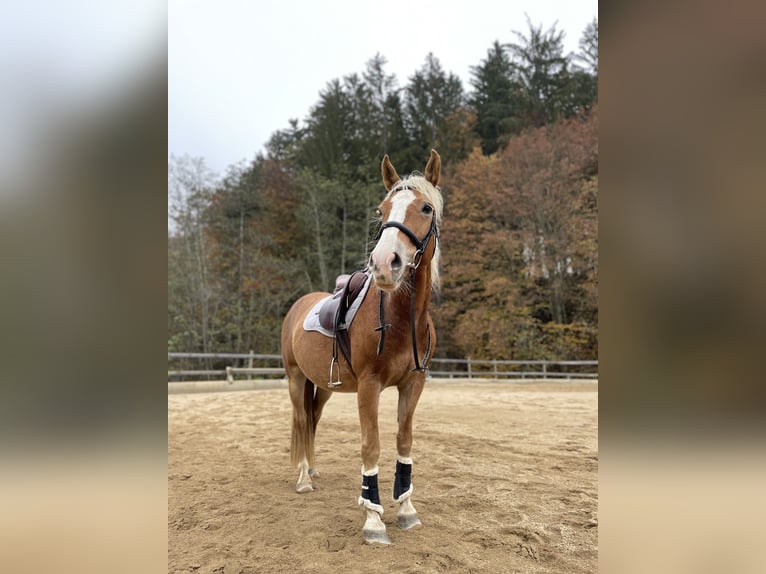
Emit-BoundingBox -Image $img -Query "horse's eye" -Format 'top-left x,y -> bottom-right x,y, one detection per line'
422,204 -> 433,215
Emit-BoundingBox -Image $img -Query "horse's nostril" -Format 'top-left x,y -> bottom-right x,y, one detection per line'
391,253 -> 402,270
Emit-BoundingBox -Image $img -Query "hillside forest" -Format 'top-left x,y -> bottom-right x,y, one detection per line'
168,18 -> 598,368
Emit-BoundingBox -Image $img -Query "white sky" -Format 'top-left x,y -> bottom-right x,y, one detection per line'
169,0 -> 597,174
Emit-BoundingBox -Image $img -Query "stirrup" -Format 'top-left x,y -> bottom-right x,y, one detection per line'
328,356 -> 342,388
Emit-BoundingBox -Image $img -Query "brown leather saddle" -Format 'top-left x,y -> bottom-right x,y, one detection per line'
317,271 -> 369,381
318,271 -> 369,332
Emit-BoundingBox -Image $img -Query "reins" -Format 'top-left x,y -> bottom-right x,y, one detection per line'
373,215 -> 438,372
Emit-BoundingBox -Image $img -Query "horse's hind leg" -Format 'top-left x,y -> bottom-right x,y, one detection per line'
308,386 -> 332,479
288,371 -> 316,493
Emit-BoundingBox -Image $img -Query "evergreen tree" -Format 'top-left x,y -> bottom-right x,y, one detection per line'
265,118 -> 304,163
505,16 -> 571,128
361,54 -> 402,160
298,79 -> 353,178
403,53 -> 466,165
469,41 -> 519,155
570,18 -> 598,106
382,90 -> 413,161
576,18 -> 598,76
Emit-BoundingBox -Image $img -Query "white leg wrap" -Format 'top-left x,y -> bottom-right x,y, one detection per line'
358,466 -> 384,515
393,482 -> 414,504
358,496 -> 385,515
393,457 -> 414,502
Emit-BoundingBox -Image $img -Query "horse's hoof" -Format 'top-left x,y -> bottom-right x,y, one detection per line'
397,513 -> 422,530
363,529 -> 392,545
296,482 -> 313,494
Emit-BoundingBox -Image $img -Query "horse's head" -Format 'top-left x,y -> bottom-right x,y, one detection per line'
368,150 -> 442,292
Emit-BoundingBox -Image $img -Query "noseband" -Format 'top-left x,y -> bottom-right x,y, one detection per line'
374,217 -> 439,269
373,208 -> 439,372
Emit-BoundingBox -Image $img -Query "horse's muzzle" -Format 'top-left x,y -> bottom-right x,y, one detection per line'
369,251 -> 404,291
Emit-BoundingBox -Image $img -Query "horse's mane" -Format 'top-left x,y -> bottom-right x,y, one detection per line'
387,173 -> 443,292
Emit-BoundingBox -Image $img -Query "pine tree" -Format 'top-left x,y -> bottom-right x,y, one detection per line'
360,54 -> 401,159
505,16 -> 571,128
469,41 -> 519,155
403,53 -> 466,164
570,18 -> 598,107
576,18 -> 598,76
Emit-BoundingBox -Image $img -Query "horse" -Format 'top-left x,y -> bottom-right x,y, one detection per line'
280,150 -> 443,545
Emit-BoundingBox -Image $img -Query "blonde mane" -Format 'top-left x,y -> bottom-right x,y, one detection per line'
387,174 -> 443,291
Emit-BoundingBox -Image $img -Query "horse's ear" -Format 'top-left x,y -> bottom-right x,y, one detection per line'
424,149 -> 441,187
381,154 -> 400,191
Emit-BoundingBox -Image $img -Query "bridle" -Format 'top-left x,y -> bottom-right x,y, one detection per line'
374,217 -> 439,271
372,194 -> 439,372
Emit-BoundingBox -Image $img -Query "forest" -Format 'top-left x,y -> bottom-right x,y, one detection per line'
168,18 -> 598,366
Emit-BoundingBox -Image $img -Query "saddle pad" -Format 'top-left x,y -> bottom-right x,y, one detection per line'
303,273 -> 373,337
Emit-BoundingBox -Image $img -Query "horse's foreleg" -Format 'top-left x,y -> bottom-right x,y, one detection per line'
357,381 -> 390,544
395,376 -> 425,529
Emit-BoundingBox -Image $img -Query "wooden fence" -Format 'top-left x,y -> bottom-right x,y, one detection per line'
168,353 -> 597,383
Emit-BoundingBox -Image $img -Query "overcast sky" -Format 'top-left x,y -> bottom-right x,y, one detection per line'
169,0 -> 597,174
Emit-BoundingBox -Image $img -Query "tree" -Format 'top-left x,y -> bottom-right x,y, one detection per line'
298,79 -> 353,178
167,154 -> 219,359
361,53 -> 402,159
434,108 -> 598,361
505,16 -> 572,128
265,118 -> 304,163
570,18 -> 598,107
467,17 -> 598,157
432,150 -> 521,359
469,41 -> 520,154
494,110 -> 598,356
403,53 -> 468,165
169,43 -> 598,361
576,18 -> 598,75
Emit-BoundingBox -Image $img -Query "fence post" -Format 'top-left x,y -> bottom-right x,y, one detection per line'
492,359 -> 498,379
467,357 -> 472,379
226,366 -> 234,384
248,350 -> 254,369
542,362 -> 547,380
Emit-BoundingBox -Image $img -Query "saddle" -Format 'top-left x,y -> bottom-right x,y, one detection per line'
318,271 -> 369,332
317,271 -> 369,382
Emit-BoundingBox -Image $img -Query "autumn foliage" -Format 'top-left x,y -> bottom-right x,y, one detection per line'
434,109 -> 598,360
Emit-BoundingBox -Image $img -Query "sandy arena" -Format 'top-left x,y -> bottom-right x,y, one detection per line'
168,380 -> 598,573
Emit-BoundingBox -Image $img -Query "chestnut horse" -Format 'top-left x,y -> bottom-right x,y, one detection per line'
280,150 -> 443,545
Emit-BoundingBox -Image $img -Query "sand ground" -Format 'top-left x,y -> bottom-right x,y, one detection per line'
168,380 -> 598,573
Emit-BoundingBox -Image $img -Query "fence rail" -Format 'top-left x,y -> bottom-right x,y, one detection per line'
168,352 -> 597,383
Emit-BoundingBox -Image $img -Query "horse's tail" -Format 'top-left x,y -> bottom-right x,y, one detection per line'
290,378 -> 316,467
